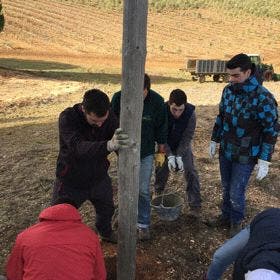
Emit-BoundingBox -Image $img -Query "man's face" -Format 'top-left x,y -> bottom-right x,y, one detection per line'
143,88 -> 148,99
82,107 -> 109,127
227,67 -> 251,84
169,103 -> 185,119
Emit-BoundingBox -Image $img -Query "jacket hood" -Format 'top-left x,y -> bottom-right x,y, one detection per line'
228,75 -> 259,94
39,204 -> 81,222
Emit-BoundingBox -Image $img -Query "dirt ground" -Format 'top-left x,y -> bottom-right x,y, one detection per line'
0,70 -> 279,279
0,1 -> 280,279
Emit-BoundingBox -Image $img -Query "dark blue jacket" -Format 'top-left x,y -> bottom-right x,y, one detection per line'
233,208 -> 280,279
167,103 -> 195,152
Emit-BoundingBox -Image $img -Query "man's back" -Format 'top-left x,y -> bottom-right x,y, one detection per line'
6,204 -> 106,280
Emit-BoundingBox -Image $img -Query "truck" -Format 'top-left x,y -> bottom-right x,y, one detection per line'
185,54 -> 276,83
248,54 -> 276,81
186,59 -> 228,83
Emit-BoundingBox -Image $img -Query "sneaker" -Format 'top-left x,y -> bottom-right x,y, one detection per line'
205,215 -> 230,228
229,223 -> 241,238
100,231 -> 118,244
137,227 -> 151,241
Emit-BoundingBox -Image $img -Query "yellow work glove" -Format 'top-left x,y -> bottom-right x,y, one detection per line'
155,153 -> 166,168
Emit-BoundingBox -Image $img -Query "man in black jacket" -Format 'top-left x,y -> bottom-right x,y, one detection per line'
154,89 -> 201,218
233,208 -> 280,280
52,89 -> 130,243
204,208 -> 280,280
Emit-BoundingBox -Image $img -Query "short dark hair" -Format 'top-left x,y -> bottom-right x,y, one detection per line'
144,73 -> 151,91
226,53 -> 252,72
52,197 -> 78,209
82,89 -> 110,117
169,89 -> 187,106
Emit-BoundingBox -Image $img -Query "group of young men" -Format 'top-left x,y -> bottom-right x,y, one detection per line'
4,53 -> 279,279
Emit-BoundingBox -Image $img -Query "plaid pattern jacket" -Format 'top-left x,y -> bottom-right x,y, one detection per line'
211,76 -> 279,164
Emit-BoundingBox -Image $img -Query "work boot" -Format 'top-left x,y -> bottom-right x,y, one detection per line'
205,214 -> 230,228
100,230 -> 118,244
229,223 -> 241,238
137,227 -> 151,241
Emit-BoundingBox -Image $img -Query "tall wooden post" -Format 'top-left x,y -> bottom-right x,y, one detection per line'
117,0 -> 148,279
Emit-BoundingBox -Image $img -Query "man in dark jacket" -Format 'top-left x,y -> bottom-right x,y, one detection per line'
52,89 -> 130,243
111,74 -> 167,240
154,89 -> 201,218
6,199 -> 107,280
208,53 -> 279,236
205,208 -> 280,280
233,208 -> 280,280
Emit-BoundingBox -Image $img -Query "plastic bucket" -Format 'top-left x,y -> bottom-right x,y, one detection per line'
151,193 -> 183,221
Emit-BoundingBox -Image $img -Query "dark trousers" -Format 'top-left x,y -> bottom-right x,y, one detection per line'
52,175 -> 114,236
219,155 -> 255,224
155,149 -> 202,208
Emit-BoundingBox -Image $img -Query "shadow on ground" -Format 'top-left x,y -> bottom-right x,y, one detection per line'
0,58 -> 186,84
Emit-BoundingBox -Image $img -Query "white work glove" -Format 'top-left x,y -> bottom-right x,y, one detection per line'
167,155 -> 176,171
107,128 -> 130,152
176,156 -> 184,172
209,141 -> 217,159
256,159 -> 270,180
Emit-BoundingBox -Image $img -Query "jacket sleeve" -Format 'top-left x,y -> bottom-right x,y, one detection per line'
257,92 -> 279,161
6,238 -> 24,280
93,239 -> 107,280
154,99 -> 168,145
59,112 -> 112,160
176,111 -> 196,156
164,143 -> 173,157
211,90 -> 225,143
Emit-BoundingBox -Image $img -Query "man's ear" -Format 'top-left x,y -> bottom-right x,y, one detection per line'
247,69 -> 252,77
81,105 -> 86,114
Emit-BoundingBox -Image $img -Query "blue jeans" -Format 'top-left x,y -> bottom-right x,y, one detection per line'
207,226 -> 250,280
219,155 -> 255,224
137,155 -> 154,228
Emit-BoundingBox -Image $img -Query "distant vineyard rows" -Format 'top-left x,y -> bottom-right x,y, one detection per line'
57,0 -> 280,20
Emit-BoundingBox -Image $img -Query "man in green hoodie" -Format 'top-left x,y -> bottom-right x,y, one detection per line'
111,74 -> 167,240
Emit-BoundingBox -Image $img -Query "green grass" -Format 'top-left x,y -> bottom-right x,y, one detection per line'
58,0 -> 280,20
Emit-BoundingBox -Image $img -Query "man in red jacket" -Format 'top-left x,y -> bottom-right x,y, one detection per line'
6,199 -> 106,280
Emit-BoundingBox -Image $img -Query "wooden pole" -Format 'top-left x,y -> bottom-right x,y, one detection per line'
117,0 -> 148,279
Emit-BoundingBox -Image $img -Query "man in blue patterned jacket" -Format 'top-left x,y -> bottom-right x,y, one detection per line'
208,53 -> 279,236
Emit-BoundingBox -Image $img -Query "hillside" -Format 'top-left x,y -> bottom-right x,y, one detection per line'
1,0 -> 280,72
0,1 -> 279,279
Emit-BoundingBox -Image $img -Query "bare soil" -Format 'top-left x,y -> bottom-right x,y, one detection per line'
0,1 -> 279,279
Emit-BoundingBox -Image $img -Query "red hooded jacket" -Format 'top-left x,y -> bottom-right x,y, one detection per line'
6,204 -> 106,280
